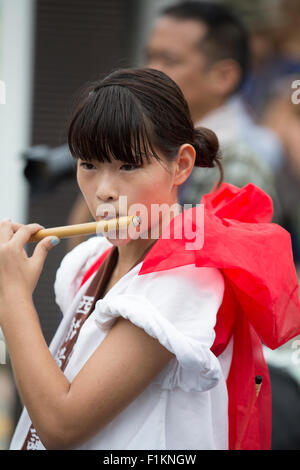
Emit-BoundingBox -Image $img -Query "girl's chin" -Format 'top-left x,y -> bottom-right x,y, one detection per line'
101,224 -> 150,246
102,234 -> 133,247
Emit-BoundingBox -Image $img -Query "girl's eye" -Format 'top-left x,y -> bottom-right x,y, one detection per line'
120,164 -> 141,171
80,162 -> 96,170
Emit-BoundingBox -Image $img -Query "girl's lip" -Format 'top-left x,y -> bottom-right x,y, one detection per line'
102,215 -> 120,220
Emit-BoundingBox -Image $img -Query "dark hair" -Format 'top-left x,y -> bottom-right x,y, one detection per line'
161,1 -> 250,90
68,67 -> 223,188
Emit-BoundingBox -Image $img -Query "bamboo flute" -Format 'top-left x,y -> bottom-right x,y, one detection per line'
28,215 -> 141,243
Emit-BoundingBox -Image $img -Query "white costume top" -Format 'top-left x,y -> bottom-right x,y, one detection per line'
10,236 -> 233,450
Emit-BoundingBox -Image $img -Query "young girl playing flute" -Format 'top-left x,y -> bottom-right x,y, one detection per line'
1,68 -> 300,451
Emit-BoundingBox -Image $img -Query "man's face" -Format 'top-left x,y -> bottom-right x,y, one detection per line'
145,17 -> 214,122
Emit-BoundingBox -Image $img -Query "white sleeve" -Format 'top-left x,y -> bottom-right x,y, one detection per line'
54,235 -> 112,316
94,264 -> 225,392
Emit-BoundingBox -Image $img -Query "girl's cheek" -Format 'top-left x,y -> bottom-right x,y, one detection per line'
76,172 -> 85,191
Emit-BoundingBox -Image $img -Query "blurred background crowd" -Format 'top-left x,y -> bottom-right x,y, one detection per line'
0,0 -> 300,450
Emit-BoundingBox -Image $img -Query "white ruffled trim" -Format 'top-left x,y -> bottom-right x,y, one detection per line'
94,294 -> 221,392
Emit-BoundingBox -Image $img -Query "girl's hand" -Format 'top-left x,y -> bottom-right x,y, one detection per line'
0,220 -> 59,304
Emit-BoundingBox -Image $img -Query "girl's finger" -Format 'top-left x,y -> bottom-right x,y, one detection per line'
10,221 -> 25,231
10,222 -> 45,233
0,220 -> 14,243
10,223 -> 45,248
31,236 -> 60,271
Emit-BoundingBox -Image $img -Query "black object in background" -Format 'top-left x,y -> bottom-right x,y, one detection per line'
269,364 -> 300,450
22,144 -> 76,194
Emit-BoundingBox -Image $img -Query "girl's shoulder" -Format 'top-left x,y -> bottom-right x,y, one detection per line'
94,263 -> 226,392
134,262 -> 225,310
54,235 -> 112,315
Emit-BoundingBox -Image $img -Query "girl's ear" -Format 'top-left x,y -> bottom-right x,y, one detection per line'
174,144 -> 196,186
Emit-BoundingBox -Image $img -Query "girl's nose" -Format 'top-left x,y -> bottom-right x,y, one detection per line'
96,189 -> 118,203
95,174 -> 119,203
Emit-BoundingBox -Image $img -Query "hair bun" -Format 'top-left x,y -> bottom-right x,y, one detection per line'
193,127 -> 219,167
193,126 -> 224,189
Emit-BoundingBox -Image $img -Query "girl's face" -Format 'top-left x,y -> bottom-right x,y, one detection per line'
76,154 -> 180,245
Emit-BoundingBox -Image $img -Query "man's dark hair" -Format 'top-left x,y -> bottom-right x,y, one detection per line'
161,1 -> 250,90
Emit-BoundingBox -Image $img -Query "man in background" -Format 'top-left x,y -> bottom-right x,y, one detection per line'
144,1 -> 283,212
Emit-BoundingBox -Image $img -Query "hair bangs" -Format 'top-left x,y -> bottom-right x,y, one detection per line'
68,84 -> 160,166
